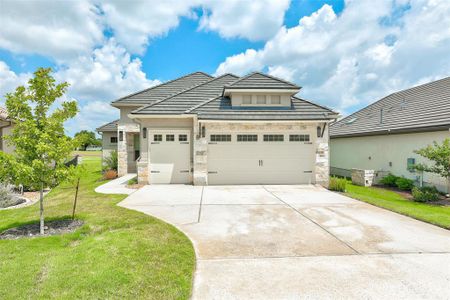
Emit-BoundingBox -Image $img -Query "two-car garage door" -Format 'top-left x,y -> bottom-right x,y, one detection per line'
207,133 -> 315,185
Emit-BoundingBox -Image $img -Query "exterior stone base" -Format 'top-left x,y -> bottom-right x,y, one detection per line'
137,160 -> 149,184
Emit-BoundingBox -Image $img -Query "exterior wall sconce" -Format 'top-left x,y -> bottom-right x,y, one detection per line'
317,126 -> 321,137
143,127 -> 147,139
119,131 -> 123,142
201,125 -> 206,138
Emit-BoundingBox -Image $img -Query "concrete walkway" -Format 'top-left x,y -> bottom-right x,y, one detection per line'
95,173 -> 137,195
119,185 -> 450,299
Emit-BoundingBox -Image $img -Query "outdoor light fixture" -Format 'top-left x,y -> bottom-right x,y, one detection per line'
119,131 -> 123,142
143,127 -> 147,139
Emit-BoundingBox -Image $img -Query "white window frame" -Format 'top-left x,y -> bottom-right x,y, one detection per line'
256,95 -> 267,105
242,95 -> 252,104
271,95 -> 281,105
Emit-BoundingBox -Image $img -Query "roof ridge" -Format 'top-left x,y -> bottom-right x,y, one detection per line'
112,71 -> 213,104
131,73 -> 239,114
225,71 -> 300,89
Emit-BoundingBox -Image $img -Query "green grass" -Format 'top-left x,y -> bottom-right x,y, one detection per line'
345,183 -> 450,229
0,157 -> 195,299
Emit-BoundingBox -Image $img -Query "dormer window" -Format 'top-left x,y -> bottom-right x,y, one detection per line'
256,95 -> 266,105
243,95 -> 252,104
271,95 -> 281,105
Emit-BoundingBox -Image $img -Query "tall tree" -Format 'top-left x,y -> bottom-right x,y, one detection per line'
0,67 -> 78,234
414,138 -> 450,195
74,130 -> 101,150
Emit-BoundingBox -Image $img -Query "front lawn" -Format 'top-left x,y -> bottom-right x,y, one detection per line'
345,183 -> 450,229
0,157 -> 195,299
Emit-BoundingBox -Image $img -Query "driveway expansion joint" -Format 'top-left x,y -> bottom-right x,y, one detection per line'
197,186 -> 204,223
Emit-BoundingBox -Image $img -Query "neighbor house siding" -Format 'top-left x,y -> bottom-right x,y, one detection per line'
330,130 -> 449,192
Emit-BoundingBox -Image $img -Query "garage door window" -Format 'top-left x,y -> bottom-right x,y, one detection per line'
210,134 -> 231,142
263,134 -> 284,142
166,134 -> 175,141
237,134 -> 258,142
289,134 -> 310,142
154,134 -> 162,142
179,134 -> 187,141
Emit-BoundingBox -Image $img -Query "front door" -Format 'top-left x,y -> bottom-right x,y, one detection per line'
149,129 -> 191,184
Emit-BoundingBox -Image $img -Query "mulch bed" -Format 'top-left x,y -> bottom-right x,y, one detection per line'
0,219 -> 84,240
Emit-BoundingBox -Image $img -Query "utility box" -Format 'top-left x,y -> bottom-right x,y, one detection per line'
351,169 -> 375,187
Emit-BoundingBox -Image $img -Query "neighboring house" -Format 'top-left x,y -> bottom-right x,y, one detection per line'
102,71 -> 338,185
330,77 -> 450,192
96,119 -> 118,161
0,106 -> 14,154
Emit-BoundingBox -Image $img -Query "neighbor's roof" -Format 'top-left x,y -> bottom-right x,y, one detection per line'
224,72 -> 300,90
96,119 -> 118,132
330,76 -> 450,138
189,96 -> 337,120
111,72 -> 213,106
132,74 -> 240,115
0,106 -> 9,120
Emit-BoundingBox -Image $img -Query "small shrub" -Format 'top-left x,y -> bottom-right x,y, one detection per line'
103,169 -> 118,180
395,177 -> 414,191
103,150 -> 118,171
127,177 -> 138,185
412,186 -> 439,202
380,173 -> 399,187
329,176 -> 347,192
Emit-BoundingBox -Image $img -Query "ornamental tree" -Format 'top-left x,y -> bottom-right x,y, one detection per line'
414,138 -> 450,195
0,67 -> 78,234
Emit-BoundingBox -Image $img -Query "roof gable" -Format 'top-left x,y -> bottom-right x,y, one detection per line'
330,76 -> 450,137
225,72 -> 300,90
112,72 -> 213,106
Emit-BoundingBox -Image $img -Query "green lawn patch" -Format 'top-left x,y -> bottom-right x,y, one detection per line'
345,183 -> 450,229
0,157 -> 195,299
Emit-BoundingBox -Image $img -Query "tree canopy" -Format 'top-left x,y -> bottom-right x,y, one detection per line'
74,130 -> 101,150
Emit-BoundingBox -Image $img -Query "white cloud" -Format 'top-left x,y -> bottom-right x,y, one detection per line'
215,0 -> 450,114
199,0 -> 290,41
0,61 -> 31,103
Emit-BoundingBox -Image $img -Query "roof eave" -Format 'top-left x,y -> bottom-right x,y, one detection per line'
330,124 -> 450,138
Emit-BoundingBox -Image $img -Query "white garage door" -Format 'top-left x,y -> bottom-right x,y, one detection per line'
208,132 -> 315,185
149,130 -> 191,184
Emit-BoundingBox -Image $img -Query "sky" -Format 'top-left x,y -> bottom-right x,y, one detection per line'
0,0 -> 449,136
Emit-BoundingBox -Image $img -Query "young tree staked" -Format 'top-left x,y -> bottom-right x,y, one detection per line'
1,67 -> 78,234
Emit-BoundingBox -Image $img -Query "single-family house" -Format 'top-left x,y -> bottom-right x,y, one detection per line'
0,106 -> 14,154
98,71 -> 338,186
96,119 -> 119,161
330,77 -> 450,192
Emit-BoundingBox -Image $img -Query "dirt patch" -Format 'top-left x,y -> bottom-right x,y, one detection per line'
0,219 -> 84,240
127,183 -> 145,189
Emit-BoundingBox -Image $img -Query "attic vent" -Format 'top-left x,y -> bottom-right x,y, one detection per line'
345,118 -> 357,124
380,108 -> 384,124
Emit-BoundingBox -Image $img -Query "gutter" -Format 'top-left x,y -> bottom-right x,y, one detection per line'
330,124 -> 450,139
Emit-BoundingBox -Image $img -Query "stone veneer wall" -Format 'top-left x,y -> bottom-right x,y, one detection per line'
193,120 -> 208,185
117,123 -> 139,177
314,124 -> 330,188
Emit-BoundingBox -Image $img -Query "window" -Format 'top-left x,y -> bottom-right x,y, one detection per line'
153,134 -> 162,142
110,136 -> 118,144
407,158 -> 415,171
263,134 -> 284,142
256,95 -> 266,104
289,134 -> 310,142
271,95 -> 281,105
210,134 -> 231,142
166,134 -> 175,141
237,134 -> 258,142
243,95 -> 252,104
179,134 -> 188,142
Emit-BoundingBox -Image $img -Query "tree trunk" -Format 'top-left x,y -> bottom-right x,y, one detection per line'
72,177 -> 80,220
39,182 -> 44,235
447,177 -> 450,197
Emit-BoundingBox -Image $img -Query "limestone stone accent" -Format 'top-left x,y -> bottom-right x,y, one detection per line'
315,142 -> 329,187
118,123 -> 140,176
351,169 -> 375,187
137,160 -> 149,184
193,121 -> 208,185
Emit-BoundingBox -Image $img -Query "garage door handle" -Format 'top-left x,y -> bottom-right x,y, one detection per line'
151,171 -> 160,173
151,142 -> 160,144
180,170 -> 190,173
208,171 -> 218,174
258,160 -> 263,166
180,142 -> 189,144
304,171 -> 312,173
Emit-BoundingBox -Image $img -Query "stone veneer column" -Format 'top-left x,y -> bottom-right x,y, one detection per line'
314,124 -> 330,188
137,160 -> 149,184
193,120 -> 208,185
117,123 -> 140,177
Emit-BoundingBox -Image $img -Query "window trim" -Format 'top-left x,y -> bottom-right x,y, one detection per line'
110,136 -> 118,144
210,134 -> 232,142
237,134 -> 258,142
263,134 -> 284,142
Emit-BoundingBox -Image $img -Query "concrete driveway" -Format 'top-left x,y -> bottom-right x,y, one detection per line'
118,185 -> 450,299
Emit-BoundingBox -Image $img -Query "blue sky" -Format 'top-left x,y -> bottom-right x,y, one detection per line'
0,0 -> 449,136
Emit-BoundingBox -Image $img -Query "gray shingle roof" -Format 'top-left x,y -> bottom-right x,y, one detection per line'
112,72 -> 213,106
224,72 -> 300,90
96,119 -> 118,132
330,76 -> 450,138
189,96 -> 337,120
131,74 -> 240,115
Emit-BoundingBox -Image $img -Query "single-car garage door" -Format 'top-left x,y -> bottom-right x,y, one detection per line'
149,129 -> 191,184
207,132 -> 315,185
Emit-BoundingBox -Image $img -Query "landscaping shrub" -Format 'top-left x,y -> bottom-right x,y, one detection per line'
412,186 -> 439,202
380,173 -> 399,187
329,176 -> 347,192
395,177 -> 415,191
103,150 -> 118,171
127,177 -> 138,185
103,169 -> 118,180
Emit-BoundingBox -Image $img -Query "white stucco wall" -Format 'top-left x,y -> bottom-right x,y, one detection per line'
231,92 -> 291,107
101,131 -> 118,160
330,130 -> 450,192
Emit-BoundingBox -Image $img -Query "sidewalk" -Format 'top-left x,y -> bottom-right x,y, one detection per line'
95,173 -> 137,195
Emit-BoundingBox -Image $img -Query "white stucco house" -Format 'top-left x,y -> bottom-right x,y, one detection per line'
0,106 -> 14,154
330,76 -> 450,192
97,71 -> 338,186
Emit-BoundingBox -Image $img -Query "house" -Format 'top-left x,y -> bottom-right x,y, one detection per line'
330,76 -> 450,192
0,106 -> 14,154
99,71 -> 338,186
96,119 -> 118,161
